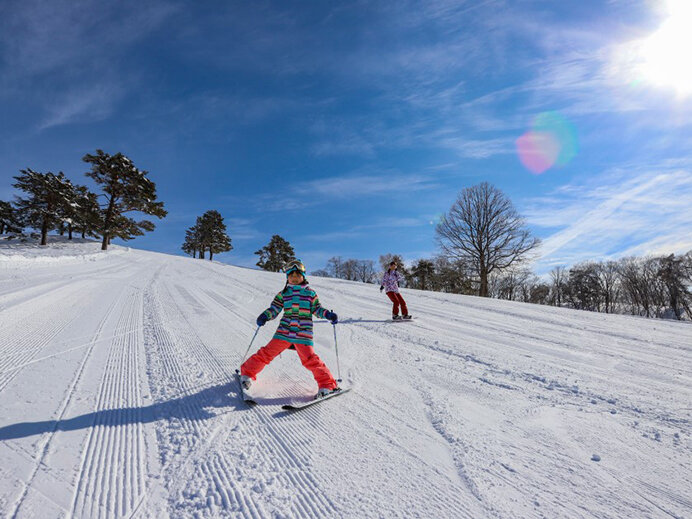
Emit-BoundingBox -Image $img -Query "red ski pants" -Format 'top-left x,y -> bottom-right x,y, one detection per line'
240,338 -> 338,389
386,291 -> 408,316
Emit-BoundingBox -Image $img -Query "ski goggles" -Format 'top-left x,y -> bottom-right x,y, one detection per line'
284,259 -> 306,275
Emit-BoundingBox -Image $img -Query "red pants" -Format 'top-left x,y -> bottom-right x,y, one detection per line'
241,338 -> 338,389
386,291 -> 408,316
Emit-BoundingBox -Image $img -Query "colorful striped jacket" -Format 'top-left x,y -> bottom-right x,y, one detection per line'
262,283 -> 330,346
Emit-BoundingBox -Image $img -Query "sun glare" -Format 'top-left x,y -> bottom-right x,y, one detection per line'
636,0 -> 692,96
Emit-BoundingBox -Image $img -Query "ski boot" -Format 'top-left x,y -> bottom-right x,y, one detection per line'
316,387 -> 340,399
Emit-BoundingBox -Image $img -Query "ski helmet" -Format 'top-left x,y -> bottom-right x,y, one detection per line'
284,258 -> 306,277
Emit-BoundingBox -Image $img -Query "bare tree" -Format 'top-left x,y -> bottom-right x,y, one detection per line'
355,260 -> 377,283
341,259 -> 360,281
493,268 -> 532,301
436,182 -> 539,297
549,266 -> 567,306
617,257 -> 666,318
596,261 -> 620,314
314,258 -> 376,283
326,256 -> 344,278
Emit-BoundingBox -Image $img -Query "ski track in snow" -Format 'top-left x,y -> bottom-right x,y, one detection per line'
69,283 -> 148,518
0,246 -> 690,518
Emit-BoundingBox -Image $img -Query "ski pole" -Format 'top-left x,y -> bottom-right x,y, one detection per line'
240,325 -> 261,365
332,323 -> 342,383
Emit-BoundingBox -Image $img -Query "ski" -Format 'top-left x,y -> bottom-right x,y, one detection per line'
282,387 -> 351,411
390,316 -> 414,322
235,369 -> 257,406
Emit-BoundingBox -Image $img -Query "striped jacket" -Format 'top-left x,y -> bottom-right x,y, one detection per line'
262,283 -> 330,346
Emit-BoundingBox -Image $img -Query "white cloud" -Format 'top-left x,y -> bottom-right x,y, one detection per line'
300,173 -> 437,199
248,169 -> 442,213
439,137 -> 514,159
526,167 -> 692,272
38,84 -> 124,130
0,1 -> 177,129
225,218 -> 261,241
0,1 -> 177,78
303,216 -> 426,242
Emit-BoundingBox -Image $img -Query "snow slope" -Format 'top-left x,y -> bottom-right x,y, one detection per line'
0,243 -> 690,518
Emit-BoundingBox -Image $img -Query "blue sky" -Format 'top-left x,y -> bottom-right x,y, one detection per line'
1,0 -> 690,274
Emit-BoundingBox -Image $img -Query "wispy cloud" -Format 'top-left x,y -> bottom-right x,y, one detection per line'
526,166 -> 692,272
299,172 -> 438,199
38,83 -> 125,130
0,1 -> 177,129
0,1 -> 177,78
438,136 -> 514,159
303,216 -> 427,242
249,169 -> 441,213
225,218 -> 261,241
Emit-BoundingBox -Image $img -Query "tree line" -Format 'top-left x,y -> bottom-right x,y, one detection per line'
308,250 -> 691,321
0,150 -> 166,250
309,182 -> 691,321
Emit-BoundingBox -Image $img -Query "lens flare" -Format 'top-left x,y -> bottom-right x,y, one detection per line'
429,213 -> 445,225
516,112 -> 578,175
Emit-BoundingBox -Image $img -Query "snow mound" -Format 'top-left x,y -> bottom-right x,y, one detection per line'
0,235 -> 129,268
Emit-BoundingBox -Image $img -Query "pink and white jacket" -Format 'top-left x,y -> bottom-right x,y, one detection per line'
380,270 -> 403,293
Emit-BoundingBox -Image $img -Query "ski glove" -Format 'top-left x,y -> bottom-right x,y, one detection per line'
325,310 -> 338,324
256,313 -> 268,326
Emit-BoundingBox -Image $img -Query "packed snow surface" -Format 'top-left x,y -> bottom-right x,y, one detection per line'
0,242 -> 690,518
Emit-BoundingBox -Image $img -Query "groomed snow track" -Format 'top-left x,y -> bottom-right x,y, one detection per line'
0,246 -> 690,518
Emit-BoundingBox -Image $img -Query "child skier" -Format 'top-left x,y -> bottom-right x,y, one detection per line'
240,259 -> 340,398
380,261 -> 412,320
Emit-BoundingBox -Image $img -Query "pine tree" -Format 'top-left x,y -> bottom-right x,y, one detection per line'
13,169 -> 73,245
657,254 -> 692,320
255,235 -> 295,271
182,211 -> 233,260
82,150 -> 167,250
409,259 -> 436,290
198,210 -> 232,261
182,226 -> 200,257
72,185 -> 101,239
190,218 -> 206,258
0,200 -> 23,235
59,180 -> 79,240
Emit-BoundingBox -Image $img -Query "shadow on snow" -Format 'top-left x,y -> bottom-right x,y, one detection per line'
0,382 -> 246,441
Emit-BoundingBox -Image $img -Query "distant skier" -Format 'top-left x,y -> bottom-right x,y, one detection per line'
240,259 -> 340,398
380,261 -> 412,320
